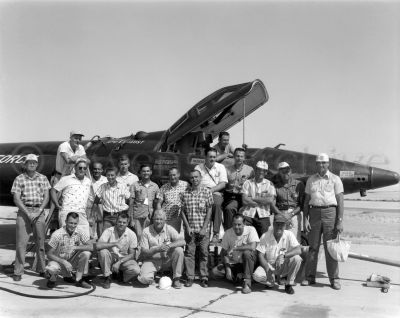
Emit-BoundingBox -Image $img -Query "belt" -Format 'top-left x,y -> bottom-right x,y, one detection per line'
25,204 -> 41,208
277,206 -> 297,210
104,210 -> 125,216
309,205 -> 337,209
55,171 -> 62,176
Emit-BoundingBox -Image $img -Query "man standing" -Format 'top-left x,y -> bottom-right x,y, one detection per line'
97,213 -> 140,289
220,214 -> 259,294
87,162 -> 107,238
11,154 -> 51,281
156,167 -> 189,233
214,132 -> 234,163
181,170 -> 213,288
55,131 -> 88,178
302,153 -> 344,290
95,166 -> 131,232
241,161 -> 276,238
223,148 -> 254,229
116,155 -> 139,189
130,164 -> 160,240
45,212 -> 93,289
253,214 -> 302,294
273,162 -> 305,242
195,147 -> 227,243
51,159 -> 93,237
137,210 -> 185,288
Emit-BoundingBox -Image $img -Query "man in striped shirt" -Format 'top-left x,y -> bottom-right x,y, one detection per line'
94,166 -> 132,233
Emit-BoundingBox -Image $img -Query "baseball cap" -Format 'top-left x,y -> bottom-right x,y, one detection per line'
316,153 -> 329,162
25,154 -> 38,162
256,161 -> 269,170
70,130 -> 84,137
273,213 -> 288,224
158,276 -> 172,290
278,162 -> 290,169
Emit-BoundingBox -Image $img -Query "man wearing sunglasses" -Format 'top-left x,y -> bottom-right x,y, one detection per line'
51,158 -> 93,237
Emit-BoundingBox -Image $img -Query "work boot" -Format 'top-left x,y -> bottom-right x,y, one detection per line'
12,275 -> 21,282
103,276 -> 112,289
47,280 -> 56,289
200,279 -> 209,288
301,278 -> 316,286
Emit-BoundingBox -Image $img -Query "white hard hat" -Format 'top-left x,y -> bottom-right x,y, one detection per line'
158,276 -> 172,290
278,161 -> 290,169
316,153 -> 330,162
256,161 -> 269,170
25,154 -> 38,162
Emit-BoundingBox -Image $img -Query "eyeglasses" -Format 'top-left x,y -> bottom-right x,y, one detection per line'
77,166 -> 87,171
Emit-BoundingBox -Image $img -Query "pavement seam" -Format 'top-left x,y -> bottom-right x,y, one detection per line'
0,280 -> 256,318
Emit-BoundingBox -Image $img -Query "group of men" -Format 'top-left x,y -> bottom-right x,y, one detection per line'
11,130 -> 344,294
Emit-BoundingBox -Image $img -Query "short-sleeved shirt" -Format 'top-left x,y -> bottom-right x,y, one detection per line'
116,172 -> 139,190
195,162 -> 228,189
55,141 -> 86,176
48,226 -> 90,260
181,186 -> 214,232
257,228 -> 299,264
242,178 -> 276,218
222,225 -> 260,264
87,176 -> 108,207
157,180 -> 189,221
130,180 -> 160,219
11,172 -> 51,206
97,181 -> 131,213
274,177 -> 305,210
140,224 -> 180,260
225,164 -> 254,194
305,171 -> 344,206
99,226 -> 138,257
54,174 -> 92,214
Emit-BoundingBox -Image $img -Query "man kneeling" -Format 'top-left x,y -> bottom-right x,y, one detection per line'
97,212 -> 140,289
253,214 -> 302,294
45,212 -> 93,289
137,210 -> 185,289
220,214 -> 259,294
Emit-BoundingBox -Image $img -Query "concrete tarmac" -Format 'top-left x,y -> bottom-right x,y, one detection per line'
0,207 -> 399,318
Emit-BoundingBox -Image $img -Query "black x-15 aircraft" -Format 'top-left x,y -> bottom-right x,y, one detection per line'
0,79 -> 398,205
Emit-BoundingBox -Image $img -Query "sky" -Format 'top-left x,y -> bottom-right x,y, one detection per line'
0,0 -> 399,173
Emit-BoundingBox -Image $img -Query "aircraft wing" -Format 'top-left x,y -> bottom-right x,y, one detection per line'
164,79 -> 268,148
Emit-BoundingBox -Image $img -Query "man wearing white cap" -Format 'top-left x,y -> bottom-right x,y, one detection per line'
241,161 -> 276,238
273,162 -> 305,242
55,131 -> 88,179
301,153 -> 344,290
11,154 -> 51,281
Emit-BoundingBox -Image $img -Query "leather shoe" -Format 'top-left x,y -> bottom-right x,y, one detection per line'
172,278 -> 182,289
47,280 -> 56,288
285,285 -> 295,295
331,281 -> 341,290
184,279 -> 194,287
241,282 -> 252,294
301,279 -> 316,286
12,275 -> 21,282
200,279 -> 209,288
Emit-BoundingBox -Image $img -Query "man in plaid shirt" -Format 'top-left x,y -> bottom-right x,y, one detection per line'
181,170 -> 213,288
11,154 -> 51,281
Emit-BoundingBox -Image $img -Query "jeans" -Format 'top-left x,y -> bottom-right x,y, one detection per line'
98,249 -> 140,282
184,232 -> 209,280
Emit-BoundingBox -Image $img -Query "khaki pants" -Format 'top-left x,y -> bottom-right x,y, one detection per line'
45,251 -> 91,282
98,249 -> 140,282
14,208 -> 46,275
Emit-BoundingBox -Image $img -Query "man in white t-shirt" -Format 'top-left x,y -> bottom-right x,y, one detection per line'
195,147 -> 227,243
220,214 -> 259,294
253,213 -> 302,295
116,154 -> 139,190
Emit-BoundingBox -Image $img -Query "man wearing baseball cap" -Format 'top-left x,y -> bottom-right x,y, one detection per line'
273,161 -> 305,242
11,154 -> 51,281
241,161 -> 276,238
301,153 -> 344,290
55,130 -> 88,179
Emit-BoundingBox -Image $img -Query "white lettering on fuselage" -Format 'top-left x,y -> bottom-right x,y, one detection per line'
105,140 -> 145,145
0,155 -> 28,164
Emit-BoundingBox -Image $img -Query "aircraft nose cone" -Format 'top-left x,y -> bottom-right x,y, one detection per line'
371,167 -> 400,189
